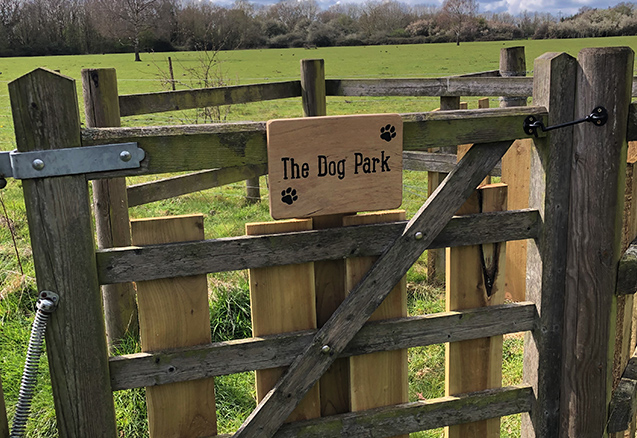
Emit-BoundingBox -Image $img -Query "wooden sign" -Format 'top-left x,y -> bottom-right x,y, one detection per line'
267,114 -> 403,219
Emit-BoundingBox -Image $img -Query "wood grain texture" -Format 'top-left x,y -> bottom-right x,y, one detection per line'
9,68 -> 118,437
300,59 -> 326,118
232,140 -> 512,438
403,151 -> 502,176
131,215 -> 217,438
629,103 -> 637,141
608,352 -> 637,433
246,219 -> 321,423
109,302 -> 537,391
560,47 -> 634,438
344,211 -> 407,437
119,81 -> 302,116
521,52 -> 577,438
499,46 -> 528,108
81,68 -> 138,350
97,208 -> 539,285
446,184 -> 507,438
126,164 -> 268,207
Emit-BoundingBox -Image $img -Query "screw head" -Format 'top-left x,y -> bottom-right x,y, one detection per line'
120,150 -> 132,162
321,345 -> 331,354
32,159 -> 45,171
415,231 -> 424,240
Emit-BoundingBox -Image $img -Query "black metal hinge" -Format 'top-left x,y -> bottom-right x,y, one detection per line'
523,106 -> 608,138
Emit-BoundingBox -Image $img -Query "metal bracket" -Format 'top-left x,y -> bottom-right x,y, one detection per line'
523,106 -> 608,138
0,142 -> 144,186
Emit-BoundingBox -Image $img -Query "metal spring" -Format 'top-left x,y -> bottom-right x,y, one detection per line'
10,292 -> 57,438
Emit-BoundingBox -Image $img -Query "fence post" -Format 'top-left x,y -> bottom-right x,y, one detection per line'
560,47 -> 634,438
9,68 -> 117,436
81,68 -> 138,350
500,46 -> 530,303
521,52 -> 577,438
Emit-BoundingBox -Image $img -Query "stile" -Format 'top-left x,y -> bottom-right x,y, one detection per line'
131,215 -> 217,437
81,68 -> 138,350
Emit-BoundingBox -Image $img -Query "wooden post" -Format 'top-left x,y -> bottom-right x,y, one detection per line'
521,52 -> 577,438
131,215 -> 217,437
300,58 -> 351,416
446,184 -> 507,438
560,47 -> 634,438
245,176 -> 261,204
499,46 -> 531,303
81,68 -> 138,350
0,376 -> 8,438
246,219 -> 321,422
9,68 -> 117,436
168,57 -> 176,91
344,211 -> 408,438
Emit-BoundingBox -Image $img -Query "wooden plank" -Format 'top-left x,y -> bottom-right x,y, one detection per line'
344,211 -> 407,437
109,302 -> 537,391
521,52 -> 577,438
81,68 -> 138,350
446,184 -> 507,438
127,164 -> 268,207
131,215 -> 217,437
0,376 -> 8,438
617,244 -> 637,295
232,140 -> 513,438
325,77 -> 532,97
97,208 -> 539,285
119,81 -> 302,116
608,351 -> 637,433
629,103 -> 637,141
403,151 -> 501,176
80,107 -> 545,178
9,68 -> 117,437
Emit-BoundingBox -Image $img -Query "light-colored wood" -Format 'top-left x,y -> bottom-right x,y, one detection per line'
446,184 -> 507,438
9,68 -> 118,437
345,211 -> 408,438
81,68 -> 138,350
246,219 -> 321,422
267,114 -> 403,219
0,376 -> 8,438
131,214 -> 217,438
403,151 -> 501,176
110,302 -> 536,391
478,98 -> 490,109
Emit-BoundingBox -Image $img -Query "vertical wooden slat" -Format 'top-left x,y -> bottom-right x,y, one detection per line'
344,210 -> 408,438
521,52 -> 577,438
246,219 -> 321,422
560,47 -> 634,438
245,176 -> 261,203
81,68 -> 138,350
445,184 -> 507,438
131,215 -> 217,438
499,47 -> 530,303
9,68 -> 117,437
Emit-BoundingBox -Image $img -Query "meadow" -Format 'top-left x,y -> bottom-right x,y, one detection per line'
1,36 -> 636,437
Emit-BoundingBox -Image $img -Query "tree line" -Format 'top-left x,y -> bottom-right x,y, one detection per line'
0,0 -> 636,60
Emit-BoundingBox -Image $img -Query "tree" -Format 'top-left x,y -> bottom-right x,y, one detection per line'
440,0 -> 477,45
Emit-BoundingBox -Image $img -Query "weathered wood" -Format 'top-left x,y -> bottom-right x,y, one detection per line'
0,376 -> 8,438
456,70 -> 501,78
126,164 -> 268,207
96,208 -> 540,285
403,151 -> 500,176
559,47 -> 633,438
628,103 -> 637,141
232,140 -> 513,438
618,244 -> 637,295
608,351 -> 637,433
521,52 -> 577,438
301,59 -> 326,118
245,176 -> 261,203
119,81 -> 302,116
81,68 -> 138,350
325,77 -> 532,97
345,211 -> 407,438
9,68 -> 117,436
131,215 -> 217,437
246,219 -> 321,423
499,46 -> 528,107
80,107 -> 545,178
446,184 -> 507,438
109,302 -> 537,391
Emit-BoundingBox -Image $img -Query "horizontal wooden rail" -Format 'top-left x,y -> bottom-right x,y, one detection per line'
403,151 -> 502,176
326,77 -> 533,98
81,106 -> 545,178
96,208 -> 539,285
109,302 -> 536,390
127,164 -> 268,207
608,349 -> 637,432
119,81 -> 302,117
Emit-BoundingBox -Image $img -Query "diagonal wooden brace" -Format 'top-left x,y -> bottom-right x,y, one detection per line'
233,140 -> 514,438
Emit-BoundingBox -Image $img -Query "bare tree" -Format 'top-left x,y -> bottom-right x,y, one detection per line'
441,0 -> 477,45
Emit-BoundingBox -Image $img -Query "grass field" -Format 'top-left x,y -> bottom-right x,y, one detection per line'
0,36 -> 636,437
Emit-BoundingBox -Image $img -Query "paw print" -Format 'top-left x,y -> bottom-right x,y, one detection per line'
281,187 -> 298,205
380,124 -> 396,142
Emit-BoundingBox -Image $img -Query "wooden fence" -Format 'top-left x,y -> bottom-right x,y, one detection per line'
3,46 -> 637,438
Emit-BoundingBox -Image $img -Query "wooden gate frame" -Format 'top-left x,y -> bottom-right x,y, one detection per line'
5,47 -> 636,438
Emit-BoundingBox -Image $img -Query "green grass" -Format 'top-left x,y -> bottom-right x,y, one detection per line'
3,36 -> 634,436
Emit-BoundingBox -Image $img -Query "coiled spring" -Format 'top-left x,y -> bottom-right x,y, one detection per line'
10,291 -> 58,438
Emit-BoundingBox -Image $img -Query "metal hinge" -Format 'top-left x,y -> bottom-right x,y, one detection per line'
523,106 -> 608,138
0,142 -> 144,188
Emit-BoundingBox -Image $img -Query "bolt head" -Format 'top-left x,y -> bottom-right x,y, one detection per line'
415,231 -> 424,240
321,345 -> 331,354
32,159 -> 45,171
120,150 -> 132,162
